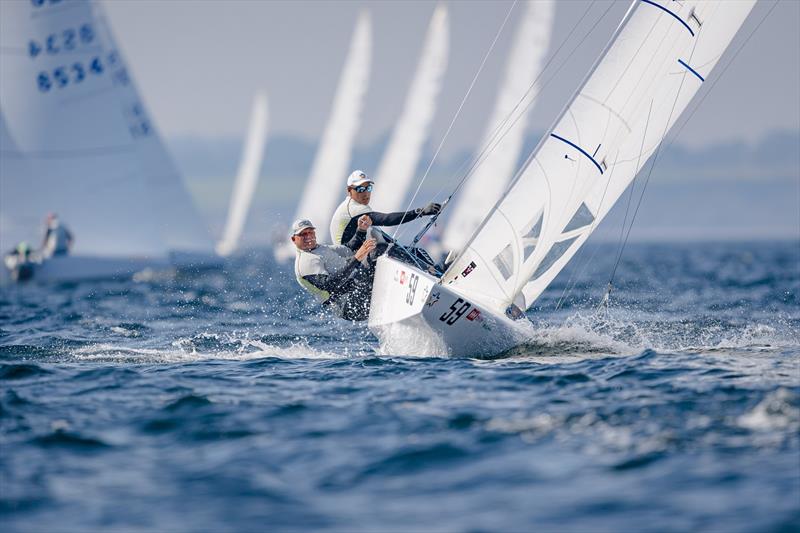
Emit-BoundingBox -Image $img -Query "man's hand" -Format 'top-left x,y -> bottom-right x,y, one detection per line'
419,202 -> 442,216
354,238 -> 377,261
357,214 -> 373,231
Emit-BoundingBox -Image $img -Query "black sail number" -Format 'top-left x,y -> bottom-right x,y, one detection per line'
439,298 -> 471,325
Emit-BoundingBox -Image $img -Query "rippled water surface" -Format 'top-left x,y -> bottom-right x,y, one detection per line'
1,241 -> 798,532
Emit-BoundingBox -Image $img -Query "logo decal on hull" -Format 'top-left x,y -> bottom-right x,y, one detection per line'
461,261 -> 477,278
427,290 -> 440,307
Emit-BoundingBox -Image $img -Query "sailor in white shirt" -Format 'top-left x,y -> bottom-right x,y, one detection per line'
329,170 -> 441,246
291,218 -> 376,321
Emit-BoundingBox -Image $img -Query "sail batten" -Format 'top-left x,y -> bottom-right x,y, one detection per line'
442,0 -> 757,316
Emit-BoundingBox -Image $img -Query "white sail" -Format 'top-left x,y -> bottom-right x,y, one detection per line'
216,92 -> 269,257
91,2 -> 214,255
441,0 -> 554,253
0,0 -> 167,257
275,11 -> 372,261
369,4 -> 449,212
442,0 -> 757,316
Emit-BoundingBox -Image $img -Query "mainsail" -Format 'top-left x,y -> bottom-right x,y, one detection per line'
91,1 -> 214,255
275,11 -> 372,261
441,0 -> 555,253
0,0 -> 213,257
216,92 -> 270,257
369,4 -> 449,212
442,0 -> 756,315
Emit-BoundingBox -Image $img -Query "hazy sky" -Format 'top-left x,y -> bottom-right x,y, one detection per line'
103,0 -> 799,157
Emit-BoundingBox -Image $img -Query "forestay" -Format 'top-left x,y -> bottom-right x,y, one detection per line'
370,4 -> 449,212
442,0 -> 555,254
442,0 -> 756,315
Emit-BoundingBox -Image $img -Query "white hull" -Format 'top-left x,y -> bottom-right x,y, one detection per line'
1,255 -> 170,285
368,255 -> 530,358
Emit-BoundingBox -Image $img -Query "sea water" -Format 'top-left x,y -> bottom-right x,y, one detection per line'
1,241 -> 798,532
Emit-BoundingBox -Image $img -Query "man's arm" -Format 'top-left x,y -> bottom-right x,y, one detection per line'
340,210 -> 418,244
302,257 -> 362,295
343,215 -> 372,250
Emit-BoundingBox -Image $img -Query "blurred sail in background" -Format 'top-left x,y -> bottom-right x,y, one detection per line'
370,4 -> 449,212
0,0 -> 215,280
275,11 -> 372,262
442,0 -> 555,254
216,92 -> 269,257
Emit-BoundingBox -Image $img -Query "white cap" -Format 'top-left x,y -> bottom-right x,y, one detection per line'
346,170 -> 373,187
290,218 -> 315,237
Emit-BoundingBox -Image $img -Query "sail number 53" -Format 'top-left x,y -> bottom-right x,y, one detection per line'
439,298 -> 471,325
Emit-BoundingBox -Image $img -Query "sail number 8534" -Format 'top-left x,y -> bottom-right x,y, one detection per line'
439,298 -> 471,325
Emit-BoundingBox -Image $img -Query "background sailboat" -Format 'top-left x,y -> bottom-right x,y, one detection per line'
274,11 -> 372,262
368,4 -> 449,212
0,0 -> 215,280
216,92 -> 269,257
441,0 -> 555,255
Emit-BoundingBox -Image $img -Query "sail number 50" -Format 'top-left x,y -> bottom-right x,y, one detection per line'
439,298 -> 471,325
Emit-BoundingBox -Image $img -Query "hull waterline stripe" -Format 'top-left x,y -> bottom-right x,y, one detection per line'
550,133 -> 604,175
639,0 -> 695,37
678,58 -> 705,82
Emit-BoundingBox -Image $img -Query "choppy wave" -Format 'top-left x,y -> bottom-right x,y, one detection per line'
1,242 -> 797,532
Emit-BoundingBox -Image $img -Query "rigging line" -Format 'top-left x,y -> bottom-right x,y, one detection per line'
409,0 -> 618,246
610,35 -> 701,287
555,149 -> 622,311
662,0 -> 780,154
390,0 -> 519,242
609,97 -> 654,286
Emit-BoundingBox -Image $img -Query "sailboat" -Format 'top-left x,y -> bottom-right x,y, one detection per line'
368,4 -> 449,212
368,0 -> 757,357
274,11 -> 372,262
0,0 -> 215,282
441,0 -> 554,255
216,92 -> 270,257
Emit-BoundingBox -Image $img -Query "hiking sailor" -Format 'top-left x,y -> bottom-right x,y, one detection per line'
41,213 -> 74,258
292,217 -> 377,321
329,170 -> 442,246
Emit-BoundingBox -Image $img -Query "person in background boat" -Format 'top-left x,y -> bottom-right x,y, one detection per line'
329,170 -> 442,246
292,218 -> 377,321
41,213 -> 73,258
4,241 -> 35,282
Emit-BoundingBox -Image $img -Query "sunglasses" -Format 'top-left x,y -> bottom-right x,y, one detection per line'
352,184 -> 373,193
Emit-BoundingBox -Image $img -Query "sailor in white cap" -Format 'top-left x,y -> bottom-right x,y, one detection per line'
329,170 -> 441,246
291,218 -> 377,321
